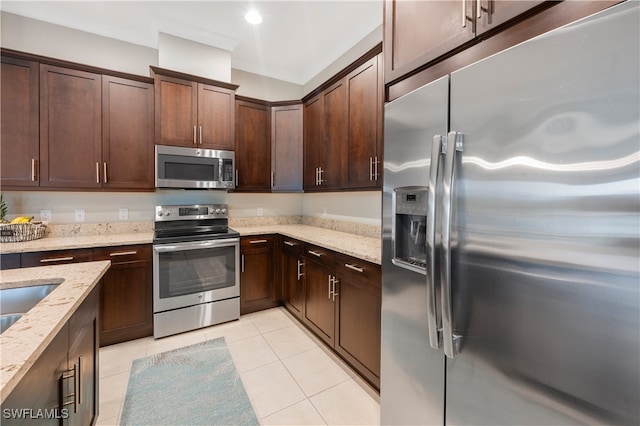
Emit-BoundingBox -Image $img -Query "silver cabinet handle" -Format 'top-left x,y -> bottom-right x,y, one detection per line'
332,276 -> 338,301
41,256 -> 74,263
315,167 -> 319,185
241,254 -> 245,272
193,125 -> 197,145
271,171 -> 275,188
441,131 -> 464,358
477,0 -> 482,19
318,167 -> 324,185
462,0 -> 467,27
374,156 -> 379,180
369,157 -> 373,181
249,239 -> 268,244
328,275 -> 333,299
109,251 -> 137,257
297,260 -> 304,280
199,125 -> 203,145
284,241 -> 297,247
31,159 -> 37,181
95,162 -> 100,184
344,263 -> 364,273
103,162 -> 108,183
61,362 -> 78,413
308,250 -> 322,257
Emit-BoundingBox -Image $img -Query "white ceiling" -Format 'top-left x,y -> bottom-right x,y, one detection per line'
1,1 -> 383,85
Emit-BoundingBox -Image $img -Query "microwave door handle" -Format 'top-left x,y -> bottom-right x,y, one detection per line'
441,131 -> 464,358
426,135 -> 444,350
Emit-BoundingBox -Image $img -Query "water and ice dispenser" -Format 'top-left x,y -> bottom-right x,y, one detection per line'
393,187 -> 428,274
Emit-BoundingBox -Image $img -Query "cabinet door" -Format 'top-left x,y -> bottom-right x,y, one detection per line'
271,104 -> 303,192
154,74 -> 197,147
95,245 -> 153,346
68,286 -> 99,426
235,100 -> 271,191
0,57 -> 39,188
240,237 -> 277,314
102,76 -> 154,190
303,259 -> 335,346
303,94 -> 324,190
476,0 -> 547,36
1,322 -> 68,426
346,56 -> 381,189
322,80 -> 348,189
281,251 -> 304,319
0,253 -> 21,270
198,84 -> 235,150
335,257 -> 381,389
384,0 -> 476,84
40,65 -> 102,188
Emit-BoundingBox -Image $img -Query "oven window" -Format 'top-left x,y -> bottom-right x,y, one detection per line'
157,246 -> 235,298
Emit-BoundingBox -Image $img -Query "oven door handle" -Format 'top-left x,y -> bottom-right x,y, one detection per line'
153,238 -> 239,253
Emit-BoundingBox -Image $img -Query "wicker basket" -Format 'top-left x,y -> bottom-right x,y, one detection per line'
0,222 -> 47,243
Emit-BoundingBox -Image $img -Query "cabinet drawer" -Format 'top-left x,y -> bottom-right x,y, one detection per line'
335,253 -> 381,289
280,236 -> 303,255
0,253 -> 21,270
21,248 -> 93,267
303,243 -> 335,268
241,235 -> 275,248
93,244 -> 151,263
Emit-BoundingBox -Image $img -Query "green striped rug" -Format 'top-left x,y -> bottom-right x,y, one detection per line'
120,337 -> 258,425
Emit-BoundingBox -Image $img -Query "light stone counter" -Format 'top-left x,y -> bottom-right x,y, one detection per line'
232,224 -> 381,265
0,261 -> 111,403
0,233 -> 154,254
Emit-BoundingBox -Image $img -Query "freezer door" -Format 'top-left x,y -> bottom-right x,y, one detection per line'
446,3 -> 639,425
381,75 -> 448,425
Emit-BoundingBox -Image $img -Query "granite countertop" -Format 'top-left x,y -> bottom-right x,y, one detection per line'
0,261 -> 111,403
232,224 -> 381,265
0,232 -> 154,254
0,225 -> 381,264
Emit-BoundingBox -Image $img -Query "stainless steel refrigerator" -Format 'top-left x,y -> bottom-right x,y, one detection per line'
381,2 -> 639,425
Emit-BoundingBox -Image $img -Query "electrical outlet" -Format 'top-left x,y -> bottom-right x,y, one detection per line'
40,210 -> 52,222
119,208 -> 129,220
257,207 -> 264,217
322,206 -> 328,215
74,209 -> 85,222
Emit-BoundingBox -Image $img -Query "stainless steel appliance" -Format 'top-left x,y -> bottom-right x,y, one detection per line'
152,204 -> 240,338
381,3 -> 639,425
155,145 -> 235,189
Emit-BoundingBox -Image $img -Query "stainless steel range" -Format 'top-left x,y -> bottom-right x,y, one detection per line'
152,204 -> 240,338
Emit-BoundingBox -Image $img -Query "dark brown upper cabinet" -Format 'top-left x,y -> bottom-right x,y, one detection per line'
346,55 -> 382,189
235,99 -> 271,191
303,49 -> 383,192
303,94 -> 324,190
102,76 -> 154,189
40,64 -> 103,189
384,0 -> 550,86
271,103 -> 303,192
0,56 -> 39,188
152,67 -> 236,150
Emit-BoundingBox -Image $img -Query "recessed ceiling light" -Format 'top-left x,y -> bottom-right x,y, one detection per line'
245,9 -> 262,25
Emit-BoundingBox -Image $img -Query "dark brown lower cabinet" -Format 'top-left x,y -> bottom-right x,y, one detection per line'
11,244 -> 153,346
280,237 -> 304,319
294,242 -> 381,390
1,284 -> 99,425
334,254 -> 381,389
240,235 -> 278,314
0,253 -> 21,270
93,245 -> 153,346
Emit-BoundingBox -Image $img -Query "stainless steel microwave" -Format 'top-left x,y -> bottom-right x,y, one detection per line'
155,145 -> 235,189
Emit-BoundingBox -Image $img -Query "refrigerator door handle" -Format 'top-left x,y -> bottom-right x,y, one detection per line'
426,135 -> 445,349
442,131 -> 464,358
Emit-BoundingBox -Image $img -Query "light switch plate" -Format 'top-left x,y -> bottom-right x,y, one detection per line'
40,210 -> 52,222
74,209 -> 85,222
119,208 -> 129,220
257,207 -> 264,217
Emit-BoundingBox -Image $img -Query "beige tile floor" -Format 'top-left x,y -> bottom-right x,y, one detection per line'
96,307 -> 380,425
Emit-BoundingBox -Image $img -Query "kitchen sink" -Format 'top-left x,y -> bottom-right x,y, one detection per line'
0,283 -> 60,334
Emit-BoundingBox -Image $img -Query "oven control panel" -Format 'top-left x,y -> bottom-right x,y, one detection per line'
155,204 -> 228,221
